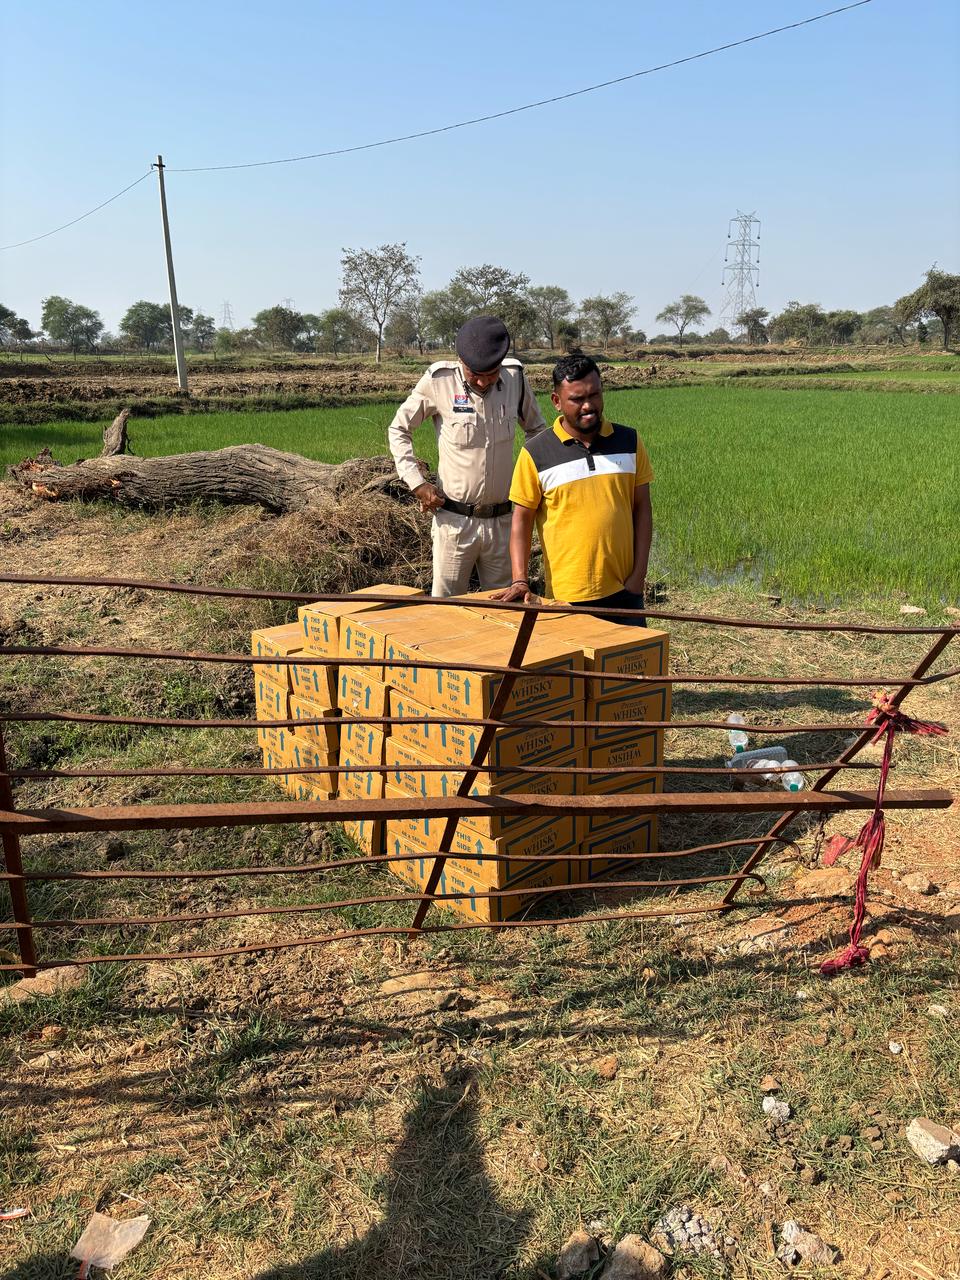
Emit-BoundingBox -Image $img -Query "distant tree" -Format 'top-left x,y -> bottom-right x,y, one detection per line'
767,301 -> 826,345
703,327 -> 732,345
120,300 -> 170,351
896,267 -> 960,350
190,312 -> 216,352
314,307 -> 369,354
860,305 -> 909,346
579,292 -> 635,350
735,307 -> 769,345
384,307 -> 419,356
339,243 -> 420,364
824,309 -> 863,346
655,294 -> 710,347
448,264 -> 529,314
41,295 -> 104,355
10,317 -> 35,350
528,285 -> 574,347
0,304 -> 17,345
499,294 -> 539,353
251,305 -> 306,350
421,289 -> 465,348
555,318 -> 581,353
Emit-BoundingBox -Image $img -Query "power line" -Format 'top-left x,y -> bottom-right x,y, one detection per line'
0,171 -> 152,252
169,1 -> 873,173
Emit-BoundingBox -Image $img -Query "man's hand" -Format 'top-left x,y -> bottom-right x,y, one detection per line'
623,570 -> 646,596
413,481 -> 444,514
490,581 -> 536,603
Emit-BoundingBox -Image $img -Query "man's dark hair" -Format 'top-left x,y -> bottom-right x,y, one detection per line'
552,353 -> 602,388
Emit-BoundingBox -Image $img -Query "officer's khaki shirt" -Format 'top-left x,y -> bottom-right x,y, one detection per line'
387,358 -> 547,505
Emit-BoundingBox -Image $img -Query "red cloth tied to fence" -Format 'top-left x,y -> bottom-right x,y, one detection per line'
819,692 -> 947,975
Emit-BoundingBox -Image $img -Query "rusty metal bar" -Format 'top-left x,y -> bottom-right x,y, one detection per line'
0,789 -> 949,838
0,836 -> 800,883
0,573 -> 951,634
721,626 -> 959,906
0,870 -> 766,932
4,760 -> 882,781
0,726 -> 37,976
0,899 -> 737,972
0,709 -> 894,735
411,608 -> 538,931
3,642 -> 954,690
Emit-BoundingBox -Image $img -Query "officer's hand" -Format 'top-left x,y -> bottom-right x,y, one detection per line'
413,482 -> 444,514
490,581 -> 536,604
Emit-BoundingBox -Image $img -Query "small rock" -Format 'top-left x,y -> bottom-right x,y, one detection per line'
380,972 -> 441,996
899,604 -> 926,615
0,965 -> 84,1007
557,1229 -> 599,1278
947,1159 -> 960,1175
24,1049 -> 61,1070
869,943 -> 890,961
928,1004 -> 950,1017
777,1220 -> 837,1267
601,1235 -> 667,1279
889,1042 -> 903,1055
737,915 -> 795,955
945,607 -> 960,618
763,1096 -> 792,1125
595,1055 -> 620,1081
795,867 -> 854,899
757,1180 -> 774,1197
905,1117 -> 960,1165
836,1135 -> 854,1152
759,1074 -> 780,1093
901,872 -> 936,896
941,881 -> 960,898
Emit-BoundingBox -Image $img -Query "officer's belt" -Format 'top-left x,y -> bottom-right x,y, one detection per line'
441,498 -> 512,519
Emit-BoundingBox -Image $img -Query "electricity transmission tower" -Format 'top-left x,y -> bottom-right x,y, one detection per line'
220,301 -> 235,331
719,211 -> 760,338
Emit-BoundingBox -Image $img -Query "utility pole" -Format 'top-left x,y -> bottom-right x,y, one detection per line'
154,155 -> 188,393
719,211 -> 761,340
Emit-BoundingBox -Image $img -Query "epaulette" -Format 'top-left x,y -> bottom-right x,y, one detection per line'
501,357 -> 522,368
428,360 -> 460,376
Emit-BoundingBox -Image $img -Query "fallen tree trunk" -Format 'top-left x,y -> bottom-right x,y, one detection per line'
8,442 -> 407,514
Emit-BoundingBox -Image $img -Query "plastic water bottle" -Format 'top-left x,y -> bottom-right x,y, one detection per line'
726,713 -> 749,754
726,745 -> 788,770
750,759 -> 783,785
781,759 -> 805,791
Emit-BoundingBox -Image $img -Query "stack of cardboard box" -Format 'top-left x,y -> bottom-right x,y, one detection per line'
251,584 -> 422,806
252,589 -> 670,924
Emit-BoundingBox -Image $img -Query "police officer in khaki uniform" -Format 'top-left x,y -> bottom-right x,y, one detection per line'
388,316 -> 547,596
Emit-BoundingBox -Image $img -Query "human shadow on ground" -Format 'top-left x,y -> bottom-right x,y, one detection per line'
250,1061 -> 531,1280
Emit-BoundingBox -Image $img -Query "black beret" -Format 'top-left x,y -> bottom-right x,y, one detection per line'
455,315 -> 511,372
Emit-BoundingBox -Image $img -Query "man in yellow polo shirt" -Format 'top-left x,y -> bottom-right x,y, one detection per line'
494,354 -> 653,622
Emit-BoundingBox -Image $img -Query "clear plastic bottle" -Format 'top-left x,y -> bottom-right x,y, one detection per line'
726,712 -> 749,754
781,759 -> 805,791
726,745 -> 788,770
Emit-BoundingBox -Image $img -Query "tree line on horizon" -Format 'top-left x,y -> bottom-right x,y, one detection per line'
2,254 -> 957,359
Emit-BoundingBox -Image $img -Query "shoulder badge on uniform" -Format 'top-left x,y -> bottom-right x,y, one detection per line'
428,360 -> 459,377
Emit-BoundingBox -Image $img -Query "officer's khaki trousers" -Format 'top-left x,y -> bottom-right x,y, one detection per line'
431,509 -> 512,597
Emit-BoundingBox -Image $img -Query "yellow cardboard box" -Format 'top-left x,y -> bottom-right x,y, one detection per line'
337,665 -> 389,721
297,584 -> 424,657
262,748 -> 289,792
585,683 -> 672,744
582,727 -> 663,787
577,816 -> 658,882
338,747 -> 384,801
290,657 -> 337,706
579,775 -> 660,836
283,732 -> 337,793
288,692 -> 340,753
550,617 -> 669,699
257,723 -> 291,757
285,774 -> 337,802
342,817 -> 385,857
387,836 -> 574,924
384,741 -> 578,838
384,785 -> 577,886
251,622 -> 305,689
255,672 -> 288,722
390,627 -> 584,718
340,603 -> 478,681
390,689 -> 583,768
341,720 -> 386,767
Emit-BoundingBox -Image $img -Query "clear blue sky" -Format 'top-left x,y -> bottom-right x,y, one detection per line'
2,0 -> 958,336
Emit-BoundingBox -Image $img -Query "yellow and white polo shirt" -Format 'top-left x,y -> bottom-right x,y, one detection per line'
509,417 -> 653,602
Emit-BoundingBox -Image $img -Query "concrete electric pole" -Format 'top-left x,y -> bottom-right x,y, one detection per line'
154,155 -> 189,393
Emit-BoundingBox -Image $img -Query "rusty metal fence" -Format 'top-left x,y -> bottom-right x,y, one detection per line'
0,573 -> 955,977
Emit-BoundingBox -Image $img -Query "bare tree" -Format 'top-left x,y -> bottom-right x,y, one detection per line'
339,243 -> 421,364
